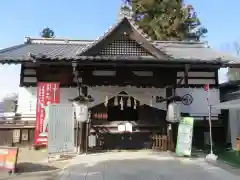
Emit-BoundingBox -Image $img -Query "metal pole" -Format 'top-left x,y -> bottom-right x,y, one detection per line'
208,105 -> 213,154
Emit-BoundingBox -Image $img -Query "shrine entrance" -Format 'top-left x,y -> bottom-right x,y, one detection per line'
107,91 -> 139,122
88,89 -> 169,151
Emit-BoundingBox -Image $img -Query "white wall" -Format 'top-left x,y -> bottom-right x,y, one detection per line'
176,88 -> 220,117
88,86 -> 166,110
17,86 -> 221,121
17,87 -> 79,120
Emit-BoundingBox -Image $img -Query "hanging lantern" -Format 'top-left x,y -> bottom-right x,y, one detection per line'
166,102 -> 181,123
114,96 -> 118,106
104,96 -> 108,107
120,97 -> 124,110
133,98 -> 137,109
127,97 -> 131,107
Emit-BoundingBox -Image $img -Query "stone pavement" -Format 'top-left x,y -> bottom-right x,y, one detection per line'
55,151 -> 240,180
0,148 -> 72,180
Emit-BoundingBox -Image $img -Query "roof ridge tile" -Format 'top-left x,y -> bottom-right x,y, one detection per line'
24,37 -> 93,45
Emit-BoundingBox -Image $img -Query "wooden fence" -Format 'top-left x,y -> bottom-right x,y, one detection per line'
0,120 -> 84,148
152,134 -> 168,151
0,120 -> 169,152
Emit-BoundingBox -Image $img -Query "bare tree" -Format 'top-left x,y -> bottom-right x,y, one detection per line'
2,93 -> 18,112
222,41 -> 240,81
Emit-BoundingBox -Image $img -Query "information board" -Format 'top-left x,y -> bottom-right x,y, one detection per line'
47,104 -> 75,154
0,102 -> 4,120
175,117 -> 194,156
0,147 -> 19,172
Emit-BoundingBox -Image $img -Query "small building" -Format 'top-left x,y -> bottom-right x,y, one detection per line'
214,81 -> 240,150
0,17 -> 238,149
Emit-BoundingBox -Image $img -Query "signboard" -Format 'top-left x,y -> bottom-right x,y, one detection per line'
175,117 -> 194,156
118,124 -> 126,132
88,135 -> 96,147
48,104 -> 75,154
0,102 -> 4,120
0,147 -> 18,172
125,123 -> 133,132
34,82 -> 60,147
175,88 -> 220,116
74,103 -> 88,122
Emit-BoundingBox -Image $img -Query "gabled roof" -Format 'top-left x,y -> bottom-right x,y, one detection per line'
77,17 -> 167,60
0,17 -> 239,64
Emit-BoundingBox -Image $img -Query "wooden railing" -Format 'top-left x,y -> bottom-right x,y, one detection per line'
152,134 -> 168,151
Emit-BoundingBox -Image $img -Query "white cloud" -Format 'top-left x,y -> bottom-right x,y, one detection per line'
0,65 -> 20,100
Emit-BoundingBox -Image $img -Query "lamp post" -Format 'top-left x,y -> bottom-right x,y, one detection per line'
71,62 -> 94,154
166,101 -> 181,151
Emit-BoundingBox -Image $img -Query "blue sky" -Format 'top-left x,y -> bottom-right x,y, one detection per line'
0,0 -> 239,98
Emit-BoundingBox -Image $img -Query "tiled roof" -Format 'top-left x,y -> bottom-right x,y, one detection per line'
0,38 -> 91,62
0,37 -> 239,64
153,41 -> 239,63
0,17 -> 239,64
78,17 -> 152,56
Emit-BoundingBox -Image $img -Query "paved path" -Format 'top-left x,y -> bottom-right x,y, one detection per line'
0,148 -> 71,180
55,151 -> 240,180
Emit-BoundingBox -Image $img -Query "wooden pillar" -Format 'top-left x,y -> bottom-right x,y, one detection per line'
85,122 -> 89,154
166,88 -> 174,151
20,64 -> 24,87
184,64 -> 190,87
78,122 -> 85,154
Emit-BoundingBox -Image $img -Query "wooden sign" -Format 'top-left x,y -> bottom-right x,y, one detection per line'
21,129 -> 29,141
12,129 -> 20,143
0,147 -> 19,173
175,117 -> 194,157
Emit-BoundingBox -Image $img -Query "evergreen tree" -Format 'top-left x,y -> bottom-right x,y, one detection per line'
122,0 -> 207,41
40,27 -> 55,38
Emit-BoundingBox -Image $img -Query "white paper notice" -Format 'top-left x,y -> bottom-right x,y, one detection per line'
118,124 -> 126,132
125,123 -> 133,132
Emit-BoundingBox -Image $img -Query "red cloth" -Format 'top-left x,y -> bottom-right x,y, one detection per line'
204,84 -> 209,92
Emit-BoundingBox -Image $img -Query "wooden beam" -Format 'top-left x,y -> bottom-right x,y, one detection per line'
214,70 -> 219,86
19,64 -> 24,87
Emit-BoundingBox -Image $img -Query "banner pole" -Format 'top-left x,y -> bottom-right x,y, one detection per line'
208,105 -> 213,154
205,84 -> 218,161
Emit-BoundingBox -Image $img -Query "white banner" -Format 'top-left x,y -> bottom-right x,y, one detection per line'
176,88 -> 220,116
88,86 -> 166,110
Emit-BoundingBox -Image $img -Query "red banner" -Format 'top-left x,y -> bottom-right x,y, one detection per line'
34,82 -> 60,147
